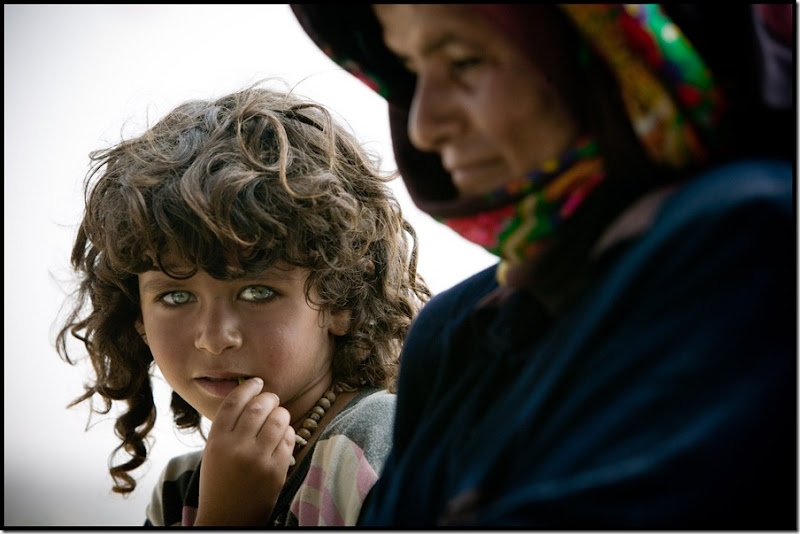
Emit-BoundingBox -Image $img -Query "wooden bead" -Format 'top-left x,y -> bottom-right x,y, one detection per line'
288,384 -> 341,472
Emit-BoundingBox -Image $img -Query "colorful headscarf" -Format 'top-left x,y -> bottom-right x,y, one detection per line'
442,137 -> 604,264
560,4 -> 724,167
437,4 -> 725,284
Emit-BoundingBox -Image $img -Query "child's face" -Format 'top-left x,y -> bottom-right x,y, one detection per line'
137,260 -> 350,423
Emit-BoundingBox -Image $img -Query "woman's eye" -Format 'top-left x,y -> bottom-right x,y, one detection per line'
240,285 -> 275,302
450,56 -> 484,72
160,291 -> 193,306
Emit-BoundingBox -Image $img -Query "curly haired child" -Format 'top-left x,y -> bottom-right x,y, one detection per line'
56,81 -> 431,526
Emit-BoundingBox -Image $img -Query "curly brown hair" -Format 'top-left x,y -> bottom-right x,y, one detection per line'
55,80 -> 431,495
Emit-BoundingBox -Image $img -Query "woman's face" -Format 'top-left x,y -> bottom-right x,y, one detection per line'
373,4 -> 580,198
138,260 -> 350,423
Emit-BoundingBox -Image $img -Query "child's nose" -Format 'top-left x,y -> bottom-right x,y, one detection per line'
194,302 -> 243,355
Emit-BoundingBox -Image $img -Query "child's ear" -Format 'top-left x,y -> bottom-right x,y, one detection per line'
329,309 -> 352,336
134,319 -> 149,346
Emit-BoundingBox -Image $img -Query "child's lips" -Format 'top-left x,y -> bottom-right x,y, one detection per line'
204,375 -> 248,381
200,371 -> 252,381
196,376 -> 249,397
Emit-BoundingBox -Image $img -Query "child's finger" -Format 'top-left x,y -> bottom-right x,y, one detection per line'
260,417 -> 296,468
233,391 -> 284,436
210,377 -> 267,433
256,402 -> 292,440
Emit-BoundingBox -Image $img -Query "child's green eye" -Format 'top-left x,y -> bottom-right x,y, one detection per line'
240,285 -> 275,302
238,377 -> 246,385
160,290 -> 193,306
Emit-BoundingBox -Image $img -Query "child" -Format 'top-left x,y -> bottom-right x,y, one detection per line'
55,81 -> 431,526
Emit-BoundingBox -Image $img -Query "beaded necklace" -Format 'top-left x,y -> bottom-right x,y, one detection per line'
288,383 -> 342,467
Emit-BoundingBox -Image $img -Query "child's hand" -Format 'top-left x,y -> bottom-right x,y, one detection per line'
194,377 -> 295,526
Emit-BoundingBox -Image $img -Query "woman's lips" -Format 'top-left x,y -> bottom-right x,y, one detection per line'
446,160 -> 508,196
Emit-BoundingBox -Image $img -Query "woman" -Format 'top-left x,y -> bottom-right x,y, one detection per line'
291,4 -> 795,528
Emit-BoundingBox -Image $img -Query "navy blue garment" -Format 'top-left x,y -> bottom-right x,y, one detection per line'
358,159 -> 796,528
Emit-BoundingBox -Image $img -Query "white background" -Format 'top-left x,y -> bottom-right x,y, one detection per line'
4,4 -> 496,527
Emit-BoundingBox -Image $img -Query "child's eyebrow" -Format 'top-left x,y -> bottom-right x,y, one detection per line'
247,270 -> 300,282
138,276 -> 187,294
252,263 -> 307,282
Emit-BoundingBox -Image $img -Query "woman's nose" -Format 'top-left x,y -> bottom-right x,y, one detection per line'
408,72 -> 460,153
194,301 -> 243,355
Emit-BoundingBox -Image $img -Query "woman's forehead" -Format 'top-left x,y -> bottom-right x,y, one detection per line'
373,4 -> 495,59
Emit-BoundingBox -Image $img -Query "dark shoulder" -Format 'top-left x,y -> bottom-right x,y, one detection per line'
399,263 -> 499,380
410,263 -> 500,336
595,158 -> 794,308
659,159 -> 792,228
604,158 -> 795,277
